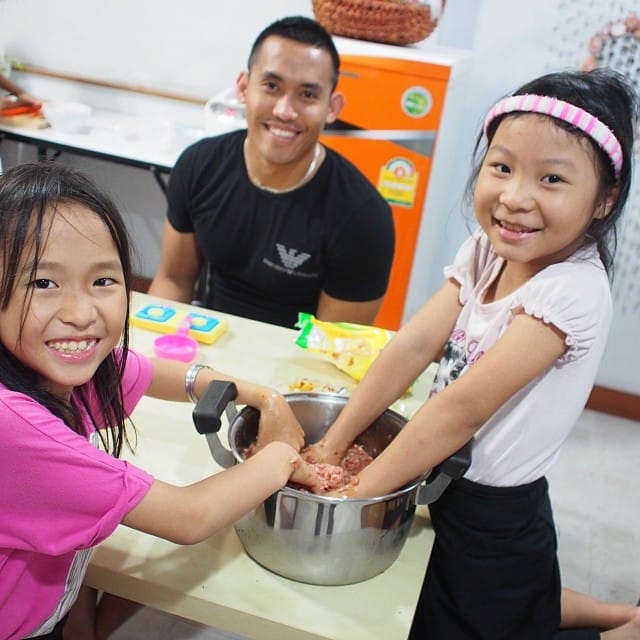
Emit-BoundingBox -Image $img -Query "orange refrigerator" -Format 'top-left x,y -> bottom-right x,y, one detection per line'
321,38 -> 472,330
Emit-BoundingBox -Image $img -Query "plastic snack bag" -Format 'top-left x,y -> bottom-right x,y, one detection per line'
295,312 -> 396,382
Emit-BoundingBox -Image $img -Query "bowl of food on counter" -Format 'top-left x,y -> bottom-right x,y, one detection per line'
192,381 -> 470,586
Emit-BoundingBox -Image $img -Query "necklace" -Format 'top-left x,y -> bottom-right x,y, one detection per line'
244,138 -> 322,194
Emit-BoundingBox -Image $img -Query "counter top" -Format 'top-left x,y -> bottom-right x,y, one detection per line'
0,71 -> 209,170
85,293 -> 434,640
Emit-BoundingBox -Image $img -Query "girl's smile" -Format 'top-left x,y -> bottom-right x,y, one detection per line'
0,202 -> 127,400
46,337 -> 98,359
495,219 -> 542,241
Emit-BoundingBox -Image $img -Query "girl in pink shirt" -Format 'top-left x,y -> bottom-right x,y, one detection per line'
0,163 -> 311,639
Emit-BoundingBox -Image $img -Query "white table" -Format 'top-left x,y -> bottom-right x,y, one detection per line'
85,293 -> 435,640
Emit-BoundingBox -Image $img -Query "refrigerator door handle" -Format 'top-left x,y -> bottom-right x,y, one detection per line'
322,128 -> 437,157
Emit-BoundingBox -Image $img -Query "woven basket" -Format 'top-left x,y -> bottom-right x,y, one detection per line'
312,0 -> 440,46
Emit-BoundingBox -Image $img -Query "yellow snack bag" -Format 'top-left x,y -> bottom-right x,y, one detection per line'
294,312 -> 395,382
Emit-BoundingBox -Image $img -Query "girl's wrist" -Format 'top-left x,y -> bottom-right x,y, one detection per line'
319,431 -> 350,460
184,364 -> 214,403
251,385 -> 283,412
260,441 -> 299,478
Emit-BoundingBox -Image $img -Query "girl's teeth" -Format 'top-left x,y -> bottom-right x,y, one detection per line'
501,221 -> 533,233
50,340 -> 93,353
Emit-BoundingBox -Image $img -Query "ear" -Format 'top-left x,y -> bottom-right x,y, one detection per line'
236,71 -> 249,104
594,185 -> 620,219
325,91 -> 345,125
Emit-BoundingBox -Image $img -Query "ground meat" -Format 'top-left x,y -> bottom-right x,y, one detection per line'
314,463 -> 352,491
240,443 -> 257,459
340,444 -> 373,475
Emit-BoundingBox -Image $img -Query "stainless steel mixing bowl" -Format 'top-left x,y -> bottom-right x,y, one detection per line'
193,381 -> 470,585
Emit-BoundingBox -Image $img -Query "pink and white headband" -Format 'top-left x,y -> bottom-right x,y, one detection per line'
483,94 -> 623,178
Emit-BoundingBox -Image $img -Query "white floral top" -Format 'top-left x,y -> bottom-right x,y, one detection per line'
432,228 -> 612,485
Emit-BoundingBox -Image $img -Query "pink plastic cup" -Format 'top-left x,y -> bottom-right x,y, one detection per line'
153,316 -> 198,362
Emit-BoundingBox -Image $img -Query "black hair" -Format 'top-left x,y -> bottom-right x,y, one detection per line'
247,15 -> 340,91
467,68 -> 638,276
0,162 -> 133,457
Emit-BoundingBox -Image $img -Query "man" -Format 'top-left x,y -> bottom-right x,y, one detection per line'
148,16 -> 395,328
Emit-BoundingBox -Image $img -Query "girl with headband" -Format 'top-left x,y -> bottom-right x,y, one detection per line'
301,68 -> 639,638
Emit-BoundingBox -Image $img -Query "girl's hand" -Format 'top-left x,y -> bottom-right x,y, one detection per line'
289,458 -> 327,493
254,388 -> 305,452
289,457 -> 361,496
301,436 -> 349,466
319,473 -> 361,498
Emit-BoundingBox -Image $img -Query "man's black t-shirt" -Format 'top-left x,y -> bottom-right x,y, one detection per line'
167,129 -> 395,328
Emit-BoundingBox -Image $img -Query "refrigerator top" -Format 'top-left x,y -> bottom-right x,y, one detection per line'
334,36 -> 472,73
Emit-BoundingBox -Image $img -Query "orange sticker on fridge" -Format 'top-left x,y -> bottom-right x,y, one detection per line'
377,158 -> 418,208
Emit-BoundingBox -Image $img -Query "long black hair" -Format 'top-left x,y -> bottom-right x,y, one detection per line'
0,163 -> 133,457
467,67 -> 638,276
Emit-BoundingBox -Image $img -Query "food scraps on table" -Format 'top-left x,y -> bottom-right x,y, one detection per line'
287,377 -> 341,393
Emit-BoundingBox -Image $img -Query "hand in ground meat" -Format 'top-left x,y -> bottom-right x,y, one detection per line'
289,459 -> 337,494
292,444 -> 373,494
301,438 -> 348,466
244,440 -> 373,496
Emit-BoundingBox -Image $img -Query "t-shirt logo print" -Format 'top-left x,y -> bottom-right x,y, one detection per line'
276,244 -> 311,271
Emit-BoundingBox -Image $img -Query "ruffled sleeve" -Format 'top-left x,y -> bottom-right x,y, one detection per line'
444,228 -> 501,305
511,253 -> 612,364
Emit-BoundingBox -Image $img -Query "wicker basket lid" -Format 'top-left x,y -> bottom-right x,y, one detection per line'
312,0 -> 442,46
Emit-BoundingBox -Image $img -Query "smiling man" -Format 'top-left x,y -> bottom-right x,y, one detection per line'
148,16 -> 395,328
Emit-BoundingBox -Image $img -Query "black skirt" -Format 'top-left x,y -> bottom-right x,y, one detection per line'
408,477 -> 598,640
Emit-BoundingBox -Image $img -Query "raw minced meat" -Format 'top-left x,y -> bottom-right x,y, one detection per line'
340,444 -> 373,475
313,463 -> 352,491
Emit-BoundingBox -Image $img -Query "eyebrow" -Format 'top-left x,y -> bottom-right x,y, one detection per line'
488,145 -> 577,169
260,70 -> 322,93
31,260 -> 123,272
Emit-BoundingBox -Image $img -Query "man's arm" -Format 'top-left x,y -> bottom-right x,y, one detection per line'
315,290 -> 383,325
148,219 -> 203,303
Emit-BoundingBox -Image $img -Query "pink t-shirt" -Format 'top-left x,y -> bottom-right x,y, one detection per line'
0,350 -> 155,639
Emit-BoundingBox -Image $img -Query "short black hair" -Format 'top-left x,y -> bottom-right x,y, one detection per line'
247,16 -> 340,91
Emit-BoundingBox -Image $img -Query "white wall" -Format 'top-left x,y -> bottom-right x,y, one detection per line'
0,0 -> 314,99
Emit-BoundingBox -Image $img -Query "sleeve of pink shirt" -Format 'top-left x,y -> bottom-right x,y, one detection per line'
0,349 -> 155,555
